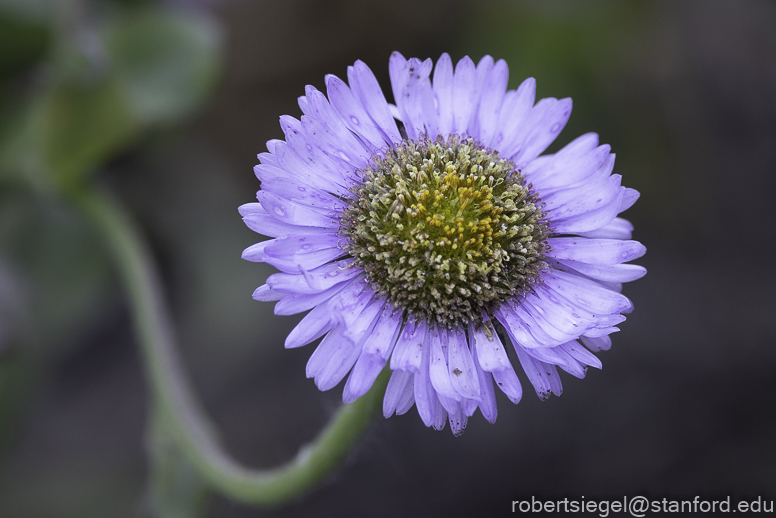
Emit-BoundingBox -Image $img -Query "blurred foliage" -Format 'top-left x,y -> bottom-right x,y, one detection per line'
0,0 -> 222,515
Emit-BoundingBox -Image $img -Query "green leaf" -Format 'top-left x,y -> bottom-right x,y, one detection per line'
38,77 -> 141,189
103,7 -> 221,125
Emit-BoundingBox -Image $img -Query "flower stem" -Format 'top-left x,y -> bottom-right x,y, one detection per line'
74,185 -> 389,506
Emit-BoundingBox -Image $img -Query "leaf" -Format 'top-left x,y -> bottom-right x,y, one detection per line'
103,7 -> 222,125
39,77 -> 141,189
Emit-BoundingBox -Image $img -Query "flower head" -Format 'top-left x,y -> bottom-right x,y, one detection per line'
241,52 -> 646,435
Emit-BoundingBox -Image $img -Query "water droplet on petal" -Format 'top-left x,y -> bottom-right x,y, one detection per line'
350,115 -> 359,125
274,206 -> 287,216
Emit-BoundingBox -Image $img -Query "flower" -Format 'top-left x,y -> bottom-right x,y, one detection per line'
240,52 -> 646,435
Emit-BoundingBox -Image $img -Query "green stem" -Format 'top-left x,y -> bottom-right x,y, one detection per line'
74,185 -> 389,506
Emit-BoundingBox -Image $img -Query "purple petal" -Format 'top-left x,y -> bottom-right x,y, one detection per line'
524,144 -> 611,192
241,240 -> 272,262
492,77 -> 536,152
619,188 -> 640,212
413,337 -> 447,430
390,316 -> 426,373
554,258 -> 647,283
348,60 -> 402,144
447,402 -> 468,437
263,233 -> 345,273
491,366 -> 523,404
267,259 -> 359,295
252,284 -> 285,302
326,74 -> 387,150
452,56 -> 477,134
274,280 -> 349,316
548,237 -> 647,265
514,345 -> 563,400
448,327 -> 481,400
576,217 -> 633,240
306,325 -> 361,391
343,352 -> 385,403
240,203 -> 333,238
471,344 -> 498,423
383,369 -> 415,417
284,304 -> 333,349
543,270 -> 633,315
580,334 -> 612,352
559,341 -> 602,370
256,190 -> 338,228
429,327 -> 459,403
432,53 -> 454,136
512,98 -> 572,168
472,59 -> 508,145
470,322 -> 511,372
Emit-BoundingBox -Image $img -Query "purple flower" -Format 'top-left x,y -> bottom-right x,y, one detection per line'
240,52 -> 646,435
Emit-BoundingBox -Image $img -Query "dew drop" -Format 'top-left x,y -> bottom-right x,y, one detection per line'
274,206 -> 287,216
350,115 -> 359,125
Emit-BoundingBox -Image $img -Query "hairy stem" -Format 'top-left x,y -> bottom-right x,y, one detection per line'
74,186 -> 389,505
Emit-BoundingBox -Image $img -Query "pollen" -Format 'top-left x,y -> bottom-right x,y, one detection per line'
340,135 -> 549,328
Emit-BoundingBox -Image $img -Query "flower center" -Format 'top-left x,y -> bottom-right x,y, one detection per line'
340,135 -> 549,328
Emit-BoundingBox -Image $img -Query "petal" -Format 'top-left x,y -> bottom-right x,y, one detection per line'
383,369 -> 415,417
473,59 -> 508,145
326,74 -> 387,150
342,306 -> 400,402
256,191 -> 339,228
432,53 -> 455,136
491,365 -> 523,404
452,56 -> 477,134
348,60 -> 402,144
514,345 -> 563,400
263,233 -> 345,273
559,341 -> 602,370
512,98 -> 572,168
241,240 -> 272,262
390,55 -> 434,140
491,77 -> 536,153
448,327 -> 481,400
580,334 -> 612,352
429,327 -> 460,403
413,339 -> 447,430
470,322 -> 511,372
274,280 -> 349,316
447,402 -> 468,437
343,354 -> 385,403
306,325 -> 361,390
619,188 -> 640,212
543,269 -> 633,315
252,284 -> 285,301
554,258 -> 647,283
471,344 -> 498,423
258,172 -> 348,214
267,259 -> 359,295
284,304 -> 333,349
575,217 -> 634,240
240,203 -> 333,238
524,143 -> 611,192
548,237 -> 647,265
390,316 -> 426,373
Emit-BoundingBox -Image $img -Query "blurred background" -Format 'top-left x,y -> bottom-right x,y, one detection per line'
1,0 -> 775,516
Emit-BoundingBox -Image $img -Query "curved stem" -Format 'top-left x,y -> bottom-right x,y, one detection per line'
74,186 -> 389,506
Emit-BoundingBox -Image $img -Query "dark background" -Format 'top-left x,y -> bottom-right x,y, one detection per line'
1,0 -> 775,516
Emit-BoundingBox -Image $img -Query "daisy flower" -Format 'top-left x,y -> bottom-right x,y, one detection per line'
240,52 -> 646,435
